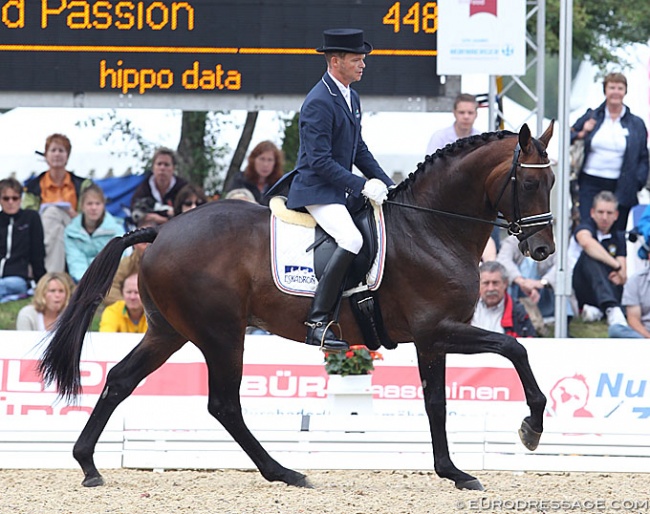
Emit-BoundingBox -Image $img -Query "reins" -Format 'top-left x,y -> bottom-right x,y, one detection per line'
385,142 -> 553,242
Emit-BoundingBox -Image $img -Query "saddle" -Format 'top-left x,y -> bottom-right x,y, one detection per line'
267,176 -> 396,351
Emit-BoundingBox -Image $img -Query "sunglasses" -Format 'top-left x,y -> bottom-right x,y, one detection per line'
1,196 -> 20,202
183,200 -> 205,208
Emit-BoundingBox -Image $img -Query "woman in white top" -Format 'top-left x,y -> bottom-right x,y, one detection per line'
16,272 -> 74,331
571,72 -> 649,231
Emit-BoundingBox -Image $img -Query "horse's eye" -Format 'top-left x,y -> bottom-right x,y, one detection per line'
523,180 -> 539,191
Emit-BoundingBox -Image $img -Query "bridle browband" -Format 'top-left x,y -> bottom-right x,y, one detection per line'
384,142 -> 553,242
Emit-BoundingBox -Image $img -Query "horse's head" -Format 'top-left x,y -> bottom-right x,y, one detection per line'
490,122 -> 556,261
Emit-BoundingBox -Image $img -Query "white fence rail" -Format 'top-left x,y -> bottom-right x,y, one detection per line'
3,413 -> 649,473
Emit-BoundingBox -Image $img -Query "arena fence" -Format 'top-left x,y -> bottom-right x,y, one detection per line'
1,331 -> 649,473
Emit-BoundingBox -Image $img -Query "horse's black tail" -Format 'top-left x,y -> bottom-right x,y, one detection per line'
38,227 -> 159,402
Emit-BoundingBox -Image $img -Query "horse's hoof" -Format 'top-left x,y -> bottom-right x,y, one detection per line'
82,475 -> 105,487
519,419 -> 542,451
455,478 -> 484,491
292,473 -> 314,488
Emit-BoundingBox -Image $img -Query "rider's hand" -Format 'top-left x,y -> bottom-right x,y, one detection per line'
362,179 -> 389,205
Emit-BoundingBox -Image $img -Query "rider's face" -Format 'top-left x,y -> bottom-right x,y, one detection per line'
331,53 -> 366,87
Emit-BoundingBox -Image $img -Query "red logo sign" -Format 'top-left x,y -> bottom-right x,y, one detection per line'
469,0 -> 497,17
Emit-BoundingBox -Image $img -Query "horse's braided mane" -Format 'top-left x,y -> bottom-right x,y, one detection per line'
387,129 -> 516,199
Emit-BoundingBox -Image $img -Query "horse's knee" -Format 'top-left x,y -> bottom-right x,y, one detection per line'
501,336 -> 529,361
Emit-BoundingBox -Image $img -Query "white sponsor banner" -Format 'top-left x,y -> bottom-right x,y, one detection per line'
437,0 -> 526,75
1,331 -> 649,426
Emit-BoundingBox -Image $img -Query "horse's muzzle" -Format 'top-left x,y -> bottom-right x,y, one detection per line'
519,239 -> 555,261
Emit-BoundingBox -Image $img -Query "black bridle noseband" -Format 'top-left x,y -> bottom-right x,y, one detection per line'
385,143 -> 554,242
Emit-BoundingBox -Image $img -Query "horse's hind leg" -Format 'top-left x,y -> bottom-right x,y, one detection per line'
200,342 -> 311,488
73,328 -> 186,487
417,351 -> 484,491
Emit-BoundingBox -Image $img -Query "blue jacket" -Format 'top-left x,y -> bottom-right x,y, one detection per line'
571,101 -> 649,207
64,212 -> 124,282
286,73 -> 393,209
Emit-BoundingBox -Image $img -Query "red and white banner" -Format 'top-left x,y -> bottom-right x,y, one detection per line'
1,331 -> 649,424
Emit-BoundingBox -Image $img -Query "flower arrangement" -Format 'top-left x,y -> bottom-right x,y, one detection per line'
324,345 -> 383,376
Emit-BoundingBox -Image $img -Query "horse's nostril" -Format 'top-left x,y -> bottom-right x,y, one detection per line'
533,247 -> 549,261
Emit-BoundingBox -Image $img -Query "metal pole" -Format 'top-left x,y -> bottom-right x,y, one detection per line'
536,0 -> 546,136
488,75 -> 497,130
554,0 -> 573,338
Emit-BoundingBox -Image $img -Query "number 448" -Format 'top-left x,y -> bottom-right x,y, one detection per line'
383,2 -> 438,33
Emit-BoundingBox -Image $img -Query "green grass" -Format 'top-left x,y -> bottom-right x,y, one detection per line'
0,298 -> 101,331
544,317 -> 608,338
0,298 -> 30,330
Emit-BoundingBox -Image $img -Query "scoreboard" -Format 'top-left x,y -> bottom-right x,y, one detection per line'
0,0 -> 445,102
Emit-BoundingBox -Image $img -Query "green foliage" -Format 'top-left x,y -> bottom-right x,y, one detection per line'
541,0 -> 650,70
76,110 -> 157,172
324,345 -> 383,376
76,110 -> 231,194
280,112 -> 300,173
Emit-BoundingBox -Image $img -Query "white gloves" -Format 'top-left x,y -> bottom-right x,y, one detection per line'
362,178 -> 389,205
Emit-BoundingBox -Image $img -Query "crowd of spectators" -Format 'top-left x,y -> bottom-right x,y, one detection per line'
3,135 -> 272,333
4,78 -> 649,341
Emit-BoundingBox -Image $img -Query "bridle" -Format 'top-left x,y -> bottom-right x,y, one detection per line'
384,142 -> 554,242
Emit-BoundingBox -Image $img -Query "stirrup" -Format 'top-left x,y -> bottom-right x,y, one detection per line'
304,320 -> 345,352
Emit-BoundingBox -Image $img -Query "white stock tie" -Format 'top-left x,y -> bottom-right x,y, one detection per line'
342,89 -> 352,112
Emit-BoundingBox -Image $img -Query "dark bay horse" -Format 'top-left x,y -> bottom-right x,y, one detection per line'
39,122 -> 555,491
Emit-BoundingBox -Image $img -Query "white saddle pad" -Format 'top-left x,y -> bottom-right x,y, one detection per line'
269,199 -> 386,297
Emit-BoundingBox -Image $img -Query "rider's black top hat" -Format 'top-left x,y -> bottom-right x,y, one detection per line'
316,28 -> 373,54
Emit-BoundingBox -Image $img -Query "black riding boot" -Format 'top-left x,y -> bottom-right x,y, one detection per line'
305,247 -> 356,351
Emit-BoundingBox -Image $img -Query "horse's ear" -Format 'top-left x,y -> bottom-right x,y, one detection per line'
538,119 -> 555,147
518,123 -> 532,151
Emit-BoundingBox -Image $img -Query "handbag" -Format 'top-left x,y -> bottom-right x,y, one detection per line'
569,139 -> 585,181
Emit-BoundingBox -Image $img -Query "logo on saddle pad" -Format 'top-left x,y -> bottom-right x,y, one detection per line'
283,265 -> 317,285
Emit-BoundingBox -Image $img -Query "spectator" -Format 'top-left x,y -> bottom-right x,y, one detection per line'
225,140 -> 284,206
16,271 -> 73,331
481,236 -> 497,263
99,273 -> 147,333
471,260 -> 537,337
570,72 -> 649,231
569,191 -> 628,329
611,266 -> 650,338
425,93 -> 498,256
224,188 -> 257,203
103,219 -> 155,306
497,234 -> 556,320
22,133 -> 92,272
64,184 -> 124,283
130,147 -> 188,225
173,183 -> 208,216
0,178 -> 46,301
425,93 -> 481,155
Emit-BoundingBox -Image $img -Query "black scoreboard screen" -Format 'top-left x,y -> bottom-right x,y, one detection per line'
0,0 -> 441,97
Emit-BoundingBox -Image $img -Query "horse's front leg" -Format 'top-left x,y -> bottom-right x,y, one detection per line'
441,322 -> 547,451
416,349 -> 484,491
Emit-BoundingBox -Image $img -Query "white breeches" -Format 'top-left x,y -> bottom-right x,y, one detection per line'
306,203 -> 363,254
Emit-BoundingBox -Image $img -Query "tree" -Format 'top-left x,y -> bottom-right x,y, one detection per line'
509,1 -> 650,117
176,111 -> 210,186
281,112 -> 300,173
543,1 -> 650,69
222,111 -> 258,192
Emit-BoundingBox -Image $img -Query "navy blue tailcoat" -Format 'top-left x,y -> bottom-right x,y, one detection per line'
286,73 -> 393,209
